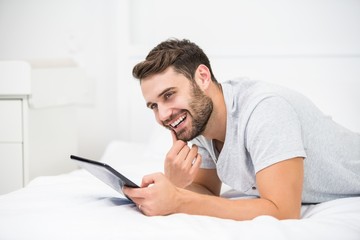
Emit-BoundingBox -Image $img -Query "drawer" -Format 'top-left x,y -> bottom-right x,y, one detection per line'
0,100 -> 22,142
0,143 -> 23,194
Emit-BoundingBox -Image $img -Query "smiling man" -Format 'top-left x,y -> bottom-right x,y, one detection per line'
123,39 -> 360,221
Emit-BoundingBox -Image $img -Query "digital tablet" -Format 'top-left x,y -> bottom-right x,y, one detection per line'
70,155 -> 139,201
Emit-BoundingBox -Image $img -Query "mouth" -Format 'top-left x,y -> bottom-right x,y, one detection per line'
168,113 -> 187,129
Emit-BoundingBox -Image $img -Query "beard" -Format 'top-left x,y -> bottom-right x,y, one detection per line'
175,83 -> 213,141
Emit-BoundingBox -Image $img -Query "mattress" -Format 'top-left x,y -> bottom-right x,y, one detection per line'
0,141 -> 359,240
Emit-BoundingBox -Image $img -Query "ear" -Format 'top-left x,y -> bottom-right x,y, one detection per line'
194,64 -> 212,91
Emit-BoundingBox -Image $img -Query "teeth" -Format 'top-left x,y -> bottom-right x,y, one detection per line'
170,115 -> 186,128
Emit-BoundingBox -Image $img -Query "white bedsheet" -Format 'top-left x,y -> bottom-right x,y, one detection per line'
1,141 -> 360,240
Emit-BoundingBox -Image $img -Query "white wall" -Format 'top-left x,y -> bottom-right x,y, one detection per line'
0,0 -> 121,159
0,0 -> 359,162
128,0 -> 360,53
119,0 -> 360,143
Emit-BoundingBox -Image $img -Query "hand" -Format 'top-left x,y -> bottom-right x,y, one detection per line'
164,131 -> 202,188
123,172 -> 180,216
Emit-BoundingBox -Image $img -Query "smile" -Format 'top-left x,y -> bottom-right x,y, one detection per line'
170,114 -> 187,128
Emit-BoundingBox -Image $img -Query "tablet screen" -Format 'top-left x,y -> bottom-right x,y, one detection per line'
70,155 -> 139,201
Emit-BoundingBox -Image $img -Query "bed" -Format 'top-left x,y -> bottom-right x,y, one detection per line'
1,129 -> 360,240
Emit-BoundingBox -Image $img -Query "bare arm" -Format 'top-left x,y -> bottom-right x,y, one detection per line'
176,157 -> 304,220
124,157 -> 304,220
185,168 -> 222,196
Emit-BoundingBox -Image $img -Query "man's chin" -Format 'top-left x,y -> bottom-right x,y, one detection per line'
176,130 -> 199,142
163,125 -> 200,142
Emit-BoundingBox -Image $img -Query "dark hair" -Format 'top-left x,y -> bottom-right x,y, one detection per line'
132,38 -> 218,83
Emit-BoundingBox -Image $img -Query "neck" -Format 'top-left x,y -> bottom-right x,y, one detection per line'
202,83 -> 226,142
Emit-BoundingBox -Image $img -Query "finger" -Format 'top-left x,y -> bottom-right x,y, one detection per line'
123,186 -> 146,199
177,144 -> 191,162
190,153 -> 202,173
170,130 -> 188,152
141,172 -> 163,188
171,130 -> 178,144
167,139 -> 187,159
181,144 -> 198,168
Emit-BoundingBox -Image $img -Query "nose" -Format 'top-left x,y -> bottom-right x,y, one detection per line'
157,104 -> 172,123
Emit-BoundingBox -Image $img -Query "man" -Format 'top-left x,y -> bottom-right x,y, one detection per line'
123,39 -> 360,221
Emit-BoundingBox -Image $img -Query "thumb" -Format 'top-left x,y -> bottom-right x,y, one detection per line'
141,172 -> 165,188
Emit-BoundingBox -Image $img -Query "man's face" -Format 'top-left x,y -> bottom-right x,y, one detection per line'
141,67 -> 213,141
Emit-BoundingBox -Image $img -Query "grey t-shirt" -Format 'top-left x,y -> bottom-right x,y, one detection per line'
191,78 -> 360,203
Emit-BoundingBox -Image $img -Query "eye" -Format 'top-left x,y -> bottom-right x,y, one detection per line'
164,91 -> 174,100
149,103 -> 158,110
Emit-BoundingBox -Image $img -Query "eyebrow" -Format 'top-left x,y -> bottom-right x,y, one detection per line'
146,87 -> 176,108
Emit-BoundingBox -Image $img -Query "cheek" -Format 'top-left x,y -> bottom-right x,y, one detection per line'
174,95 -> 191,110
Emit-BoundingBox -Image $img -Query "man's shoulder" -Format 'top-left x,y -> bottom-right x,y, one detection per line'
223,78 -> 285,100
223,78 -> 287,116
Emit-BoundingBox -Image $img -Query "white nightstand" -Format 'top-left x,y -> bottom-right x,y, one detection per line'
0,61 -> 31,195
0,60 -> 89,195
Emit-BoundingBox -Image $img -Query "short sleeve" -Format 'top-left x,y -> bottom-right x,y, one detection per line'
245,96 -> 307,173
191,137 -> 217,169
